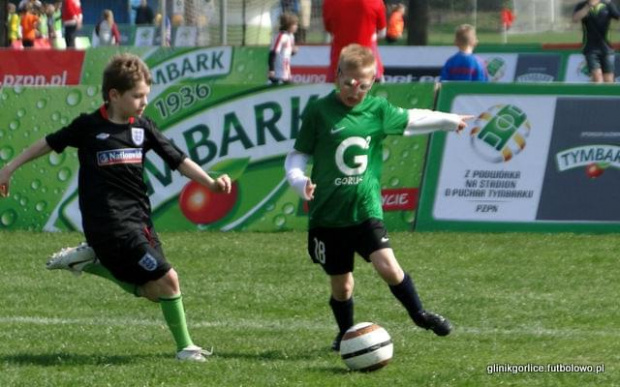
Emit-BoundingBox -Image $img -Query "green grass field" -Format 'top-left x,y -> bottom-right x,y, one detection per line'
1,230 -> 618,386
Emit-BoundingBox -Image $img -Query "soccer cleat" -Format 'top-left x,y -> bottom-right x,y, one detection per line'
418,311 -> 452,336
331,331 -> 344,352
176,345 -> 214,362
46,242 -> 97,276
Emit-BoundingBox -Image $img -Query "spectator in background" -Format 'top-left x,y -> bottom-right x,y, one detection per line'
7,3 -> 21,47
62,0 -> 82,48
134,0 -> 154,25
155,11 -> 171,46
500,4 -> 515,31
268,12 -> 299,84
296,0 -> 311,44
573,0 -> 620,83
440,24 -> 488,82
18,0 -> 42,13
53,1 -> 62,40
20,3 -> 39,48
93,9 -> 121,47
44,3 -> 57,42
323,0 -> 387,82
386,3 -> 406,44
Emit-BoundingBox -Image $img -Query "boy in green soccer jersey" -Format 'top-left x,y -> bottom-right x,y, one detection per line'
0,53 -> 231,362
285,44 -> 472,350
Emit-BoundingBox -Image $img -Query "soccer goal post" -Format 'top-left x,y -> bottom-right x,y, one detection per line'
511,0 -> 561,33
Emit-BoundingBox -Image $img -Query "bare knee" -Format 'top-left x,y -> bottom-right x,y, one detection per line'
331,273 -> 354,301
140,269 -> 180,302
370,249 -> 404,286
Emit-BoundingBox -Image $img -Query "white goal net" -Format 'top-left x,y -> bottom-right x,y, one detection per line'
164,0 -> 280,46
511,0 -> 563,33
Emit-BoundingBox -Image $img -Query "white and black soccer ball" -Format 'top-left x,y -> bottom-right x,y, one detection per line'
340,322 -> 393,372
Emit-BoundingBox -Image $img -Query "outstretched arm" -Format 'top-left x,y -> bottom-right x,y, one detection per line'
0,138 -> 53,197
177,158 -> 232,194
404,109 -> 473,136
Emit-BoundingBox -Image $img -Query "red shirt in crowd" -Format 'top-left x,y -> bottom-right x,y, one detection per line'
62,0 -> 83,25
323,0 -> 387,82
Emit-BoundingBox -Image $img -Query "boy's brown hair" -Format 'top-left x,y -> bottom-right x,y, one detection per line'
279,11 -> 299,31
102,53 -> 152,103
337,44 -> 376,74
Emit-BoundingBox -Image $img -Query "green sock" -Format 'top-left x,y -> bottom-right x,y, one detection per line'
83,263 -> 138,296
159,295 -> 194,351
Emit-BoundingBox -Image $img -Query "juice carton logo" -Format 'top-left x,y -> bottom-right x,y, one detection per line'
555,145 -> 620,179
470,104 -> 531,163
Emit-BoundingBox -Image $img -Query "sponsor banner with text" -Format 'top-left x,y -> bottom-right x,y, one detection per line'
0,50 -> 85,87
417,83 -> 620,232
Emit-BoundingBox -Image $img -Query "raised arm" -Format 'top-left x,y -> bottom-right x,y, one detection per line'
573,1 -> 594,23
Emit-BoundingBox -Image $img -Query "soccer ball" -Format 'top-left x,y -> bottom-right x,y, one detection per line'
340,322 -> 393,372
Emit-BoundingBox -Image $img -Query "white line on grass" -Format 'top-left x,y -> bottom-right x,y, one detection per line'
1,316 -> 620,338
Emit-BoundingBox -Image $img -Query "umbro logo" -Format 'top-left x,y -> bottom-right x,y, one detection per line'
96,133 -> 110,140
330,126 -> 346,134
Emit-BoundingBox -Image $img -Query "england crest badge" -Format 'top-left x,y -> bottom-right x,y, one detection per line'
131,127 -> 145,146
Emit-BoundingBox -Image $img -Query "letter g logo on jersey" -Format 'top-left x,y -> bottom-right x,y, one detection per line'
335,136 -> 370,176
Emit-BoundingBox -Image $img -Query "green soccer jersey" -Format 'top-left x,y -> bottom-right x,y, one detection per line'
294,91 -> 409,228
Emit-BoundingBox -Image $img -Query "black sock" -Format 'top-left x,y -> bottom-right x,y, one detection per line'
329,297 -> 354,335
389,273 -> 427,327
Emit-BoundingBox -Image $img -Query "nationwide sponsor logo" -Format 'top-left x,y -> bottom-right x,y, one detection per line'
97,148 -> 143,166
470,104 -> 531,163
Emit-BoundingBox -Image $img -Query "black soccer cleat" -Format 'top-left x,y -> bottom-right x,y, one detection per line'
331,332 -> 344,352
418,311 -> 452,336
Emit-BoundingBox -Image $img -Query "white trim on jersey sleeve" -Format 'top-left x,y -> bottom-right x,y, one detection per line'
403,109 -> 461,136
284,150 -> 312,200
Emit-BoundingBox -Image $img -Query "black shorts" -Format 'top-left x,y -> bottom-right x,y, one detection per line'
584,49 -> 615,74
90,226 -> 171,286
307,218 -> 391,276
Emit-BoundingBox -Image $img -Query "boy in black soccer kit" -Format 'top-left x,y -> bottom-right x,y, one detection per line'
0,54 -> 231,362
285,44 -> 472,350
573,0 -> 620,83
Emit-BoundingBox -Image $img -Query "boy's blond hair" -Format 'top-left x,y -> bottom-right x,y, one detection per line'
454,24 -> 476,47
102,53 -> 152,103
454,24 -> 477,48
337,44 -> 376,74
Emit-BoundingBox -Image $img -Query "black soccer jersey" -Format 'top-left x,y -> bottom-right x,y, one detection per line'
45,106 -> 186,242
575,0 -> 620,53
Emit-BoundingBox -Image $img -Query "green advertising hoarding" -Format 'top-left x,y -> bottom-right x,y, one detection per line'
0,82 -> 435,232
